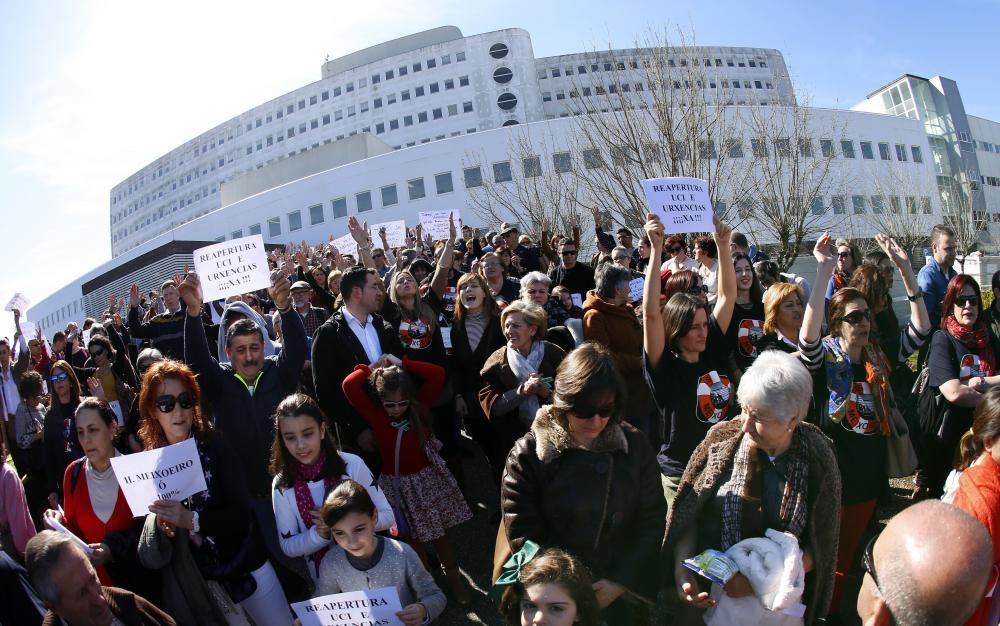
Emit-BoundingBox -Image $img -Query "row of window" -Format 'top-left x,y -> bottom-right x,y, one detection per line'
978,140 -> 999,153
366,50 -> 466,86
538,55 -> 770,80
726,194 -> 933,218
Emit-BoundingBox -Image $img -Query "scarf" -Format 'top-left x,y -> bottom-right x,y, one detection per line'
832,271 -> 848,292
822,337 -> 892,433
507,340 -> 546,425
946,316 -> 997,376
293,450 -> 341,570
719,432 -> 810,550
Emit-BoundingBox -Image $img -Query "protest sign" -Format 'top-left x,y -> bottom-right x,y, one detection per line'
628,277 -> 645,302
44,516 -> 94,555
291,587 -> 404,626
109,438 -> 208,517
571,293 -> 583,308
193,235 -> 270,303
5,293 -> 30,312
332,233 -> 359,258
418,210 -> 459,240
372,220 -> 407,248
641,177 -> 714,234
19,321 -> 37,340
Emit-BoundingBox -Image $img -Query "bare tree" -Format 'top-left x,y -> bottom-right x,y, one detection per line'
940,177 -> 986,272
737,103 -> 845,271
865,162 -> 936,258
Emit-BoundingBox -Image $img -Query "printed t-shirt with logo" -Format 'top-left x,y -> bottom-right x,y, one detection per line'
928,329 -> 991,442
393,291 -> 448,370
646,314 -> 733,477
726,300 -> 766,371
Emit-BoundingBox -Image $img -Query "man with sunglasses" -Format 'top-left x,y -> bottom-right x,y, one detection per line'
548,239 -> 595,306
177,269 -> 309,589
660,234 -> 697,273
857,500 -> 991,626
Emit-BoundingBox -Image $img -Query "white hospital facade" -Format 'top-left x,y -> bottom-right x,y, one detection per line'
30,25 -> 1000,331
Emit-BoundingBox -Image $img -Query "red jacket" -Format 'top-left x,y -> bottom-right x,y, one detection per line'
342,357 -> 444,475
62,458 -> 134,585
952,454 -> 1000,626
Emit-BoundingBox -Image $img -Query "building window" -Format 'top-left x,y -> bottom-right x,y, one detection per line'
249,223 -> 262,235
583,148 -> 603,169
387,94 -> 396,104
551,68 -> 561,78
373,98 -> 382,108
890,196 -> 902,213
444,79 -> 454,89
308,204 -> 324,225
798,139 -> 814,158
493,161 -> 513,183
346,83 -> 354,93
523,156 -> 542,178
494,67 -> 513,84
427,58 -> 436,69
415,86 -> 425,97
751,138 -> 768,158
553,152 -> 572,173
456,51 -> 466,62
399,65 -> 407,76
464,166 -> 483,188
429,82 -> 439,93
911,146 -> 924,163
774,138 -> 791,157
832,196 -> 846,214
878,142 -> 892,160
401,90 -> 410,101
906,196 -> 918,214
434,172 -> 454,194
418,112 -> 428,123
371,74 -> 380,84
921,197 -> 932,214
332,197 -> 347,218
820,139 -> 835,158
404,115 -> 413,126
390,119 -> 399,130
267,217 -> 281,238
811,197 -> 826,215
895,144 -> 908,162
407,178 -> 425,200
375,123 -> 385,134
333,87 -> 341,97
860,141 -> 874,160
309,95 -> 317,105
385,70 -> 394,80
725,140 -> 744,158
852,195 -> 867,214
288,210 -> 302,231
870,196 -> 884,213
841,140 -> 856,159
356,191 -> 373,213
459,75 -> 469,87
489,43 -> 509,59
447,104 -> 458,116
432,108 -> 442,119
412,61 -> 421,72
463,101 -> 473,113
381,184 -> 398,207
497,93 -> 518,110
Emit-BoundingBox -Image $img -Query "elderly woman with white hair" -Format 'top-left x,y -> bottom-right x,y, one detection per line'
519,271 -> 571,329
664,351 -> 842,625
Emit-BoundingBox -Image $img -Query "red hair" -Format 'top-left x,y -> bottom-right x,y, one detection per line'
662,270 -> 700,301
940,274 -> 984,330
138,359 -> 209,449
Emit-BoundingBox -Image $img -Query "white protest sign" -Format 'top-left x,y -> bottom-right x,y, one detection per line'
291,587 -> 404,626
332,233 -> 359,258
19,321 -> 37,340
641,177 -> 714,234
109,438 -> 208,517
571,293 -> 583,308
628,277 -> 645,302
5,293 -> 30,312
44,516 -> 94,555
419,210 -> 459,241
193,235 -> 271,303
440,326 -> 453,350
372,220 -> 407,248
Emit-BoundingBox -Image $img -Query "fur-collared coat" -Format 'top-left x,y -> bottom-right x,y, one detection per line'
502,406 -> 666,604
664,419 -> 841,624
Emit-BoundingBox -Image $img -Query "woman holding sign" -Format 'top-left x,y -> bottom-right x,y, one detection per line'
42,360 -> 86,507
44,398 -> 157,602
136,360 -> 290,626
642,212 -> 736,513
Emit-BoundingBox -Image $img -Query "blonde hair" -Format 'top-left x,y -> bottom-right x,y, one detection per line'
500,300 -> 548,338
389,270 -> 438,333
763,283 -> 805,335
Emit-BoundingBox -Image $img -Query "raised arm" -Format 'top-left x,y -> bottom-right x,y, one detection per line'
801,232 -> 837,345
712,217 -> 737,334
642,214 -> 667,369
348,216 -> 376,269
176,272 -> 226,397
429,213 -> 456,300
877,234 -> 930,335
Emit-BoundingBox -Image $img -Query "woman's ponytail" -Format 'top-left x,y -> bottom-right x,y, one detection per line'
957,386 -> 1000,471
957,428 -> 983,472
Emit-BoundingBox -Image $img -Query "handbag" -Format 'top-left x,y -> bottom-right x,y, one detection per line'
389,429 -> 411,541
885,406 -> 919,478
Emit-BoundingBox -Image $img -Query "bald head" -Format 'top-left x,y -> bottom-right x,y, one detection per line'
858,500 -> 993,626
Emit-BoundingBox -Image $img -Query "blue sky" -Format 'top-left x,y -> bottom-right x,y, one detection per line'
0,0 -> 997,340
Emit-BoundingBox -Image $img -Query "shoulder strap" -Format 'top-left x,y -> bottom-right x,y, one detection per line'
69,458 -> 85,495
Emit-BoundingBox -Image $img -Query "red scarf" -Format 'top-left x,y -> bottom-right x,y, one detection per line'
946,316 -> 997,376
293,451 -> 341,570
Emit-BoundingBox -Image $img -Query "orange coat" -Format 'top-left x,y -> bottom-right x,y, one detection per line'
952,453 -> 1000,626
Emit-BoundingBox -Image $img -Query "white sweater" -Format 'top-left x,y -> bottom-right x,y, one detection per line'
272,451 -> 395,580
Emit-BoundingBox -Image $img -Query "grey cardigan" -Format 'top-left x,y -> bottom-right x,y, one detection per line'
316,538 -> 447,622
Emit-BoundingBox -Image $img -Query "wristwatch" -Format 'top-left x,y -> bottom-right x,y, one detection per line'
906,289 -> 922,302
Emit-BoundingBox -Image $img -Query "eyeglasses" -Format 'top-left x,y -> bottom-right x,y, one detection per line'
687,285 -> 709,294
372,253 -> 385,259
612,256 -> 629,262
669,246 -> 683,254
571,404 -> 616,420
837,251 -> 852,259
89,348 -> 105,358
561,250 -> 578,257
154,392 -> 196,413
862,534 -> 880,589
842,310 -> 871,325
955,295 -> 979,308
51,371 -> 69,383
382,400 -> 410,410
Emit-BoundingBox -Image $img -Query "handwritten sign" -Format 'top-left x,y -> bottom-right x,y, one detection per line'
109,438 -> 208,517
419,210 -> 459,241
371,220 -> 407,248
5,293 -> 30,312
19,321 -> 37,341
291,587 -> 403,626
332,233 -> 359,258
628,277 -> 645,302
193,235 -> 270,302
641,177 -> 714,234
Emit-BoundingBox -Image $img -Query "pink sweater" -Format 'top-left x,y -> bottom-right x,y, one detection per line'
0,462 -> 36,557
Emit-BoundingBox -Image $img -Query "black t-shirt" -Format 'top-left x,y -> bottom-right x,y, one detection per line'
549,263 -> 596,300
928,330 -> 987,440
727,301 -> 766,371
493,278 -> 521,308
514,244 -> 542,273
756,333 -> 798,356
646,315 -> 733,476
393,291 -> 448,369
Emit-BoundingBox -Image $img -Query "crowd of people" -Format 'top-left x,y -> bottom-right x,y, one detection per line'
0,207 -> 997,626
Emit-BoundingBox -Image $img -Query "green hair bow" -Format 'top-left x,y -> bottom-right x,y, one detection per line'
489,540 -> 541,603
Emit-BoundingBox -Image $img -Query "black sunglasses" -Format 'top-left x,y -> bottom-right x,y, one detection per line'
955,295 -> 979,308
687,285 -> 709,294
561,250 -> 577,256
862,534 -> 880,589
155,392 -> 196,413
669,246 -> 683,253
842,310 -> 871,325
572,403 -> 616,420
89,347 -> 105,358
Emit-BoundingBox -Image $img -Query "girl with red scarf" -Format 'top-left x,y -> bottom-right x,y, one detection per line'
927,274 -> 1000,497
270,393 -> 394,582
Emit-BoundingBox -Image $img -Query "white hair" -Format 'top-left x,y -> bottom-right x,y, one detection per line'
519,271 -> 552,299
736,351 -> 812,423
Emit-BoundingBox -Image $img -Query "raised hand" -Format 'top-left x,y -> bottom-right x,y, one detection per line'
813,231 -> 836,266
347,216 -> 367,245
86,377 -> 105,400
448,212 -> 457,241
713,213 -> 733,248
129,284 -> 141,308
268,270 -> 291,311
644,213 -> 665,250
590,206 -> 601,224
176,271 -> 203,314
876,233 -> 910,267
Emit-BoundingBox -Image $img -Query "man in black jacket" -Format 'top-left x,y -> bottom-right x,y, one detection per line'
177,269 -> 308,589
312,266 -> 402,473
126,280 -> 186,360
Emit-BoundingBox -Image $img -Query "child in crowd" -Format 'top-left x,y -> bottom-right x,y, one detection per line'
316,480 -> 446,626
271,393 -> 394,582
342,354 -> 472,603
498,548 -> 601,626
